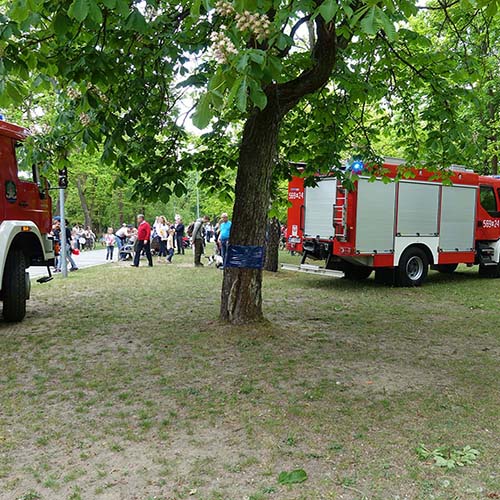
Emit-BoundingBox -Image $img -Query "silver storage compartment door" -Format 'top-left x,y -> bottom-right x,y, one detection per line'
439,185 -> 476,251
397,182 -> 440,236
304,177 -> 337,239
356,179 -> 396,253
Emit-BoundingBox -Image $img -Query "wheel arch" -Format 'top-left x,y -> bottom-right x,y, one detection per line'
398,243 -> 434,267
0,222 -> 47,285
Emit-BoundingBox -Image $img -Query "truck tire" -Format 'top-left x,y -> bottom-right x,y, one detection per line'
397,247 -> 428,287
2,250 -> 28,322
478,263 -> 500,278
344,264 -> 372,281
375,268 -> 396,285
434,263 -> 458,274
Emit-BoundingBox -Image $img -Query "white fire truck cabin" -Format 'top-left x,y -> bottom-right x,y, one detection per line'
285,159 -> 500,286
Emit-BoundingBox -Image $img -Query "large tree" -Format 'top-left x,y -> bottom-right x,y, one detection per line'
1,0 -> 497,323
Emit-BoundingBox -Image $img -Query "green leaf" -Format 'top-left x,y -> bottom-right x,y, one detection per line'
208,69 -> 225,92
226,76 -> 244,107
266,55 -> 282,80
87,0 -> 103,23
360,7 -> 377,36
249,50 -> 266,66
101,0 -> 116,8
236,53 -> 249,72
278,469 -> 308,485
125,9 -> 148,33
68,0 -> 90,22
318,0 -> 338,22
236,77 -> 247,112
190,0 -> 201,17
248,79 -> 267,110
114,0 -> 129,16
174,183 -> 185,197
192,93 -> 212,129
9,0 -> 30,22
52,12 -> 70,35
377,10 -> 396,41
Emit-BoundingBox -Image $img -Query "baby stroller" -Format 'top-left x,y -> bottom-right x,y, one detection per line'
151,236 -> 160,256
119,239 -> 135,261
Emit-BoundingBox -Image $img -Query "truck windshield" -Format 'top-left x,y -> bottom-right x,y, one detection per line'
480,185 -> 498,215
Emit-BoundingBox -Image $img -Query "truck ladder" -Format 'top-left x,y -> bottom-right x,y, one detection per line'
332,188 -> 348,240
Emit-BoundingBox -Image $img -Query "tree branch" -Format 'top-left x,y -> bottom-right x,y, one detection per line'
273,16 -> 352,114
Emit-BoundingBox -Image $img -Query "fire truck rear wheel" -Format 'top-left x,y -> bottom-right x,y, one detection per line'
344,265 -> 372,281
397,247 -> 428,287
2,250 -> 28,322
478,263 -> 500,278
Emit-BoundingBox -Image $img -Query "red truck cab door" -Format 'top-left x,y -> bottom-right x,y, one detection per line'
476,182 -> 500,241
0,135 -> 51,234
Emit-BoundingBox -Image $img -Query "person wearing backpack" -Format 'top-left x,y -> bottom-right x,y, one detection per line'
190,215 -> 210,267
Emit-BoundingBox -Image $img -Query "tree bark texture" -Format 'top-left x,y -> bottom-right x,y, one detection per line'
264,217 -> 281,272
220,17 -> 351,324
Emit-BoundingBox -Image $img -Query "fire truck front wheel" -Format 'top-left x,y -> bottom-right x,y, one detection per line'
397,247 -> 428,287
2,249 -> 28,322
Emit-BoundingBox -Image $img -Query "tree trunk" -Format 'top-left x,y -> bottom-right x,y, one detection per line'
264,217 -> 281,272
118,189 -> 124,226
220,17 -> 348,324
76,175 -> 92,229
220,104 -> 281,324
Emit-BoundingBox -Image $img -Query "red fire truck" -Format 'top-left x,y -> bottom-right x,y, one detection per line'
285,158 -> 500,286
0,120 -> 54,321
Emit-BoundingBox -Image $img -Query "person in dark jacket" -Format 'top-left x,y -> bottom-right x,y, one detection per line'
191,215 -> 210,267
174,215 -> 185,255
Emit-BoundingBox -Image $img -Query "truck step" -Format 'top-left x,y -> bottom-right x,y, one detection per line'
281,263 -> 344,278
478,245 -> 497,265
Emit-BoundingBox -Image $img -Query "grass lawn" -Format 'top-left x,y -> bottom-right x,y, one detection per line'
0,247 -> 499,499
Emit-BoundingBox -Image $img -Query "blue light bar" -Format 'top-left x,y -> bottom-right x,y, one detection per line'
350,160 -> 364,174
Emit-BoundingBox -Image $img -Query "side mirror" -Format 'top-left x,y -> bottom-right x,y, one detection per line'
32,164 -> 46,199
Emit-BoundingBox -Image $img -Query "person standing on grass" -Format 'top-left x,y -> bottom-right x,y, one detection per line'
104,227 -> 116,261
174,215 -> 185,255
166,225 -> 176,263
156,216 -> 169,263
191,215 -> 210,267
132,214 -> 153,267
219,212 -> 232,268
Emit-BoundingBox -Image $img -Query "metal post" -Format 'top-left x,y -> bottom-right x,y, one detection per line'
59,189 -> 68,278
195,170 -> 200,219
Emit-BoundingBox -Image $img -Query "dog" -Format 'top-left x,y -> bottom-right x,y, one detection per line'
205,253 -> 223,268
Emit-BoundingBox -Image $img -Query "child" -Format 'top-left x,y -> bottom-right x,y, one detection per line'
104,227 -> 116,261
166,226 -> 175,263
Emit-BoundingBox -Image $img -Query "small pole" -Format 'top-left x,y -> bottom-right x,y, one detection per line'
195,171 -> 200,219
59,189 -> 68,278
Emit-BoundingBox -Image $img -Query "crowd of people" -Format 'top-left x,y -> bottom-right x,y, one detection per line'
50,213 -> 233,272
